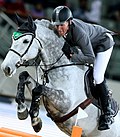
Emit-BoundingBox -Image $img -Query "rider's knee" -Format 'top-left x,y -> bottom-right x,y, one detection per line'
93,74 -> 104,84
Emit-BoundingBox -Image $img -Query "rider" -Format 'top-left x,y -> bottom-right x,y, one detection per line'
51,6 -> 115,130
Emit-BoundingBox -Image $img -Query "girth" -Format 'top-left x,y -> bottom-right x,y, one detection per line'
47,98 -> 93,123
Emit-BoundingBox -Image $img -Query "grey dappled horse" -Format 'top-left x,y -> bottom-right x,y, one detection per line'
1,16 -> 120,137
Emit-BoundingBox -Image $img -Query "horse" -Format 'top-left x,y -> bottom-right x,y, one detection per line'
1,15 -> 120,137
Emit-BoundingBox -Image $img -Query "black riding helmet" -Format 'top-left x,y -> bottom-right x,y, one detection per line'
51,6 -> 73,25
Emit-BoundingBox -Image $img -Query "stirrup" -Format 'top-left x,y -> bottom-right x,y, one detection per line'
98,114 -> 114,131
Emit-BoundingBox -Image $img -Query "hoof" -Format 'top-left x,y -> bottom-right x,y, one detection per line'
17,102 -> 28,120
31,117 -> 42,133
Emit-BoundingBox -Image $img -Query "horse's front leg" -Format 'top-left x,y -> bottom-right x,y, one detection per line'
16,71 -> 42,132
28,85 -> 43,133
15,71 -> 30,120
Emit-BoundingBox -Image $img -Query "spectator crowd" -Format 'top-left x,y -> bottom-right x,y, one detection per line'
0,0 -> 120,24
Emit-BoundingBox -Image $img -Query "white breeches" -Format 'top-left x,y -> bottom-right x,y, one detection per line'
93,46 -> 113,84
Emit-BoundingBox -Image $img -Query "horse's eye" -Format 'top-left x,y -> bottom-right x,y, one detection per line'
23,39 -> 29,44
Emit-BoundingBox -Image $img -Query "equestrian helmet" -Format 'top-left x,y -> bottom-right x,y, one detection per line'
51,6 -> 73,25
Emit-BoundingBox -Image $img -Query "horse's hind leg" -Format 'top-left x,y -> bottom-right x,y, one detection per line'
15,71 -> 30,120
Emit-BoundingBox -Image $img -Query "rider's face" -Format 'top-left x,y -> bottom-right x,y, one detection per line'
55,21 -> 69,36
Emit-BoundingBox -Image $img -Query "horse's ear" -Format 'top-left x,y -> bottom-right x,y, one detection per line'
14,13 -> 24,27
28,15 -> 36,30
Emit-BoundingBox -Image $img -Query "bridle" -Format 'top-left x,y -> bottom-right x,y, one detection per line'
9,31 -> 65,84
9,33 -> 43,65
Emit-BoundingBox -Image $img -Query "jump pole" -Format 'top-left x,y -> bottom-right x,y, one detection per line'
0,127 -> 41,137
0,131 -> 21,137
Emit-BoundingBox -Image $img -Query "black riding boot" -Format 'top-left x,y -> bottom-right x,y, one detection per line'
96,80 -> 114,130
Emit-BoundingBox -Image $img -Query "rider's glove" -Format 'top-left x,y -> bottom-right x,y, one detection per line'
62,42 -> 73,59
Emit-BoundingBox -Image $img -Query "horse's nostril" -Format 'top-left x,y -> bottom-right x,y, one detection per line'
16,62 -> 21,68
5,66 -> 11,74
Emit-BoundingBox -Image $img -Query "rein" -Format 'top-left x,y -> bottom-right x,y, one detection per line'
40,63 -> 85,85
39,62 -> 91,85
22,60 -> 88,85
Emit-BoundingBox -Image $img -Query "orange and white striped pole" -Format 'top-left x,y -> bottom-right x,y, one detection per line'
0,127 -> 41,137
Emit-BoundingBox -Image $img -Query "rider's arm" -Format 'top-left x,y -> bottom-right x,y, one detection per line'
70,26 -> 95,64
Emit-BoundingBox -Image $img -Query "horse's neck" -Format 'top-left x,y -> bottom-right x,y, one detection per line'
35,22 -> 69,67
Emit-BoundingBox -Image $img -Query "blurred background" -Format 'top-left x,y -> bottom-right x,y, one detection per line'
0,0 -> 120,136
0,0 -> 120,103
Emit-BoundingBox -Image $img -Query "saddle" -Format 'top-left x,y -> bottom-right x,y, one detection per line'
84,66 -> 119,117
